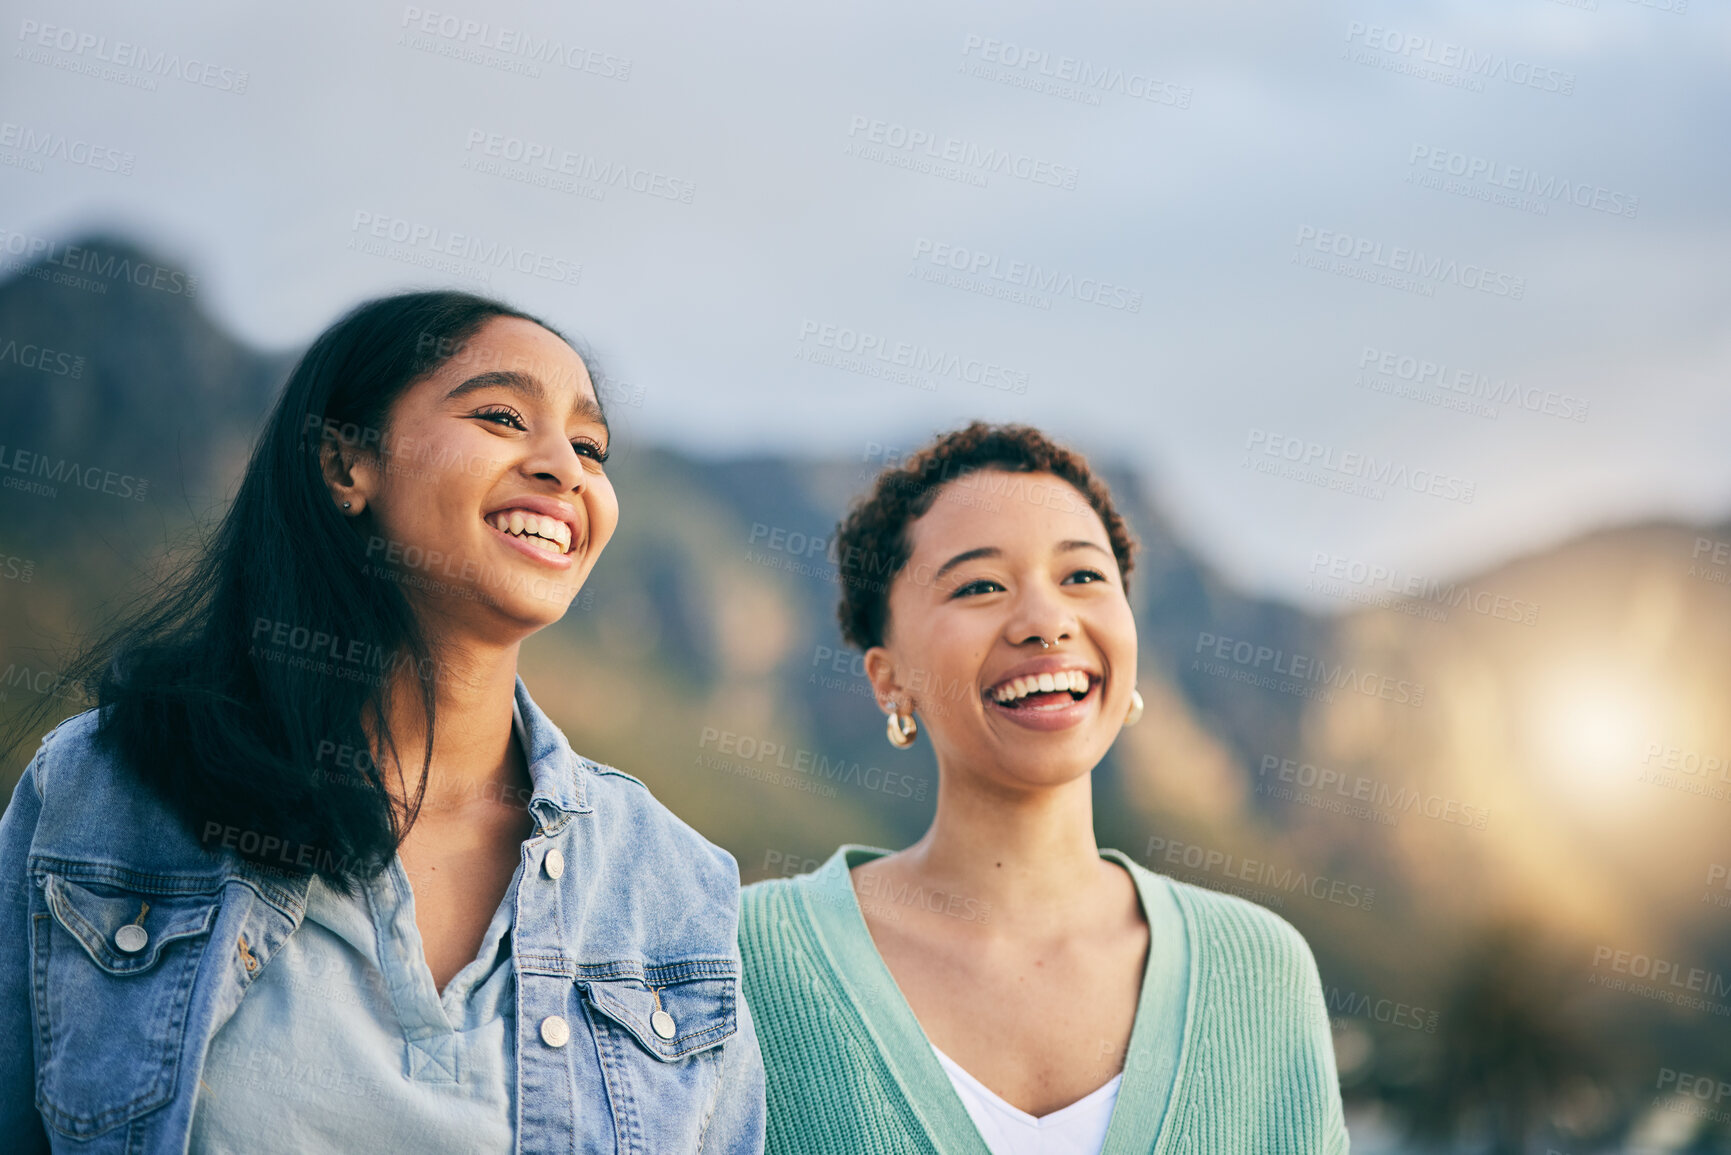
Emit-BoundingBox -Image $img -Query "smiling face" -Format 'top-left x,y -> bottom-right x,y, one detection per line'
323,315 -> 618,643
863,469 -> 1138,791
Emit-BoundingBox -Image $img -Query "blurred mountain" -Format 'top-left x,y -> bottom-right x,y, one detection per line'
4,237 -> 1728,1147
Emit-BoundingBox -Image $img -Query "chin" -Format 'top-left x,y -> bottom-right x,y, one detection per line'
1010,766 -> 1097,792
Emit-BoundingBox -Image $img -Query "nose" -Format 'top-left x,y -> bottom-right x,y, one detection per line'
1005,586 -> 1076,651
523,436 -> 586,495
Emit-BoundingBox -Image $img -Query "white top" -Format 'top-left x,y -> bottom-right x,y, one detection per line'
931,1044 -> 1123,1155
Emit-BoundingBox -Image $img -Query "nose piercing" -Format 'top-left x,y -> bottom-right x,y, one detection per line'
1035,637 -> 1051,649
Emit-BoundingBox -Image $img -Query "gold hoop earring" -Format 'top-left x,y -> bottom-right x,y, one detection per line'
1124,688 -> 1145,727
886,708 -> 917,748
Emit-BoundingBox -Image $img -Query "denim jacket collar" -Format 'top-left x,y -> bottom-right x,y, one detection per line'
223,676 -> 589,914
513,675 -> 591,834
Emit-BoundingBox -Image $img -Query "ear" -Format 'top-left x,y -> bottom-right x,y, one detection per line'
863,645 -> 902,713
319,424 -> 379,515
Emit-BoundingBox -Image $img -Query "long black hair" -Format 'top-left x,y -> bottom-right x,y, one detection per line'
22,291 -> 585,889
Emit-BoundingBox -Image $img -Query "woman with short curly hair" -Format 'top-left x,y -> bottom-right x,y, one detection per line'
739,422 -> 1346,1154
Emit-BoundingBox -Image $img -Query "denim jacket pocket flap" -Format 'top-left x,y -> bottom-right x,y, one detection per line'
34,874 -> 223,1139
583,973 -> 738,1060
44,873 -> 220,976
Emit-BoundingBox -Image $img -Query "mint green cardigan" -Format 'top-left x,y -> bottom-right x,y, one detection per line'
739,845 -> 1349,1154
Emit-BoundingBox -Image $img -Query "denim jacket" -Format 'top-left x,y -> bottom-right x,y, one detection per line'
0,678 -> 765,1154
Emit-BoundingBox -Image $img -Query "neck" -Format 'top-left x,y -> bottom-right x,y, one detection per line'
897,758 -> 1105,910
376,637 -> 527,816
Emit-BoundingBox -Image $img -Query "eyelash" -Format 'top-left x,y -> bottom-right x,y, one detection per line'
951,569 -> 1106,598
473,406 -> 610,463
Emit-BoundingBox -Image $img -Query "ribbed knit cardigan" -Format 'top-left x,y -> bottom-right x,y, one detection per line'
739,845 -> 1349,1154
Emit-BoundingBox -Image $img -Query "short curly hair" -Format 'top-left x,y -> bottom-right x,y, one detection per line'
835,422 -> 1137,650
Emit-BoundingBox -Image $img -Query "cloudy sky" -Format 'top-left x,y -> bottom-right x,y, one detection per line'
3,0 -> 1727,602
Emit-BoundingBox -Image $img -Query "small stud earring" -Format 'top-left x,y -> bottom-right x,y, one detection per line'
1124,688 -> 1145,727
341,501 -> 352,510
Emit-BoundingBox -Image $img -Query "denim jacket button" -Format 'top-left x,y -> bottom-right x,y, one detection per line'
651,1009 -> 676,1039
540,1015 -> 571,1048
114,924 -> 149,953
543,849 -> 565,880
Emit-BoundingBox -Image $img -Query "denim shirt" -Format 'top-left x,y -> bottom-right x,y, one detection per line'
0,677 -> 766,1154
186,856 -> 521,1150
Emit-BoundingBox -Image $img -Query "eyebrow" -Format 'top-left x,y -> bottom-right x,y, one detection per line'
932,546 -> 1000,583
930,539 -> 1111,583
445,371 -> 609,432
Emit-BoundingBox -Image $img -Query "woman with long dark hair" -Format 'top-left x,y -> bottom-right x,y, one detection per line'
0,291 -> 763,1153
739,423 -> 1345,1153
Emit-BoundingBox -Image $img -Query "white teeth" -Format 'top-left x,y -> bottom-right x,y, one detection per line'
488,509 -> 574,555
991,670 -> 1092,703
